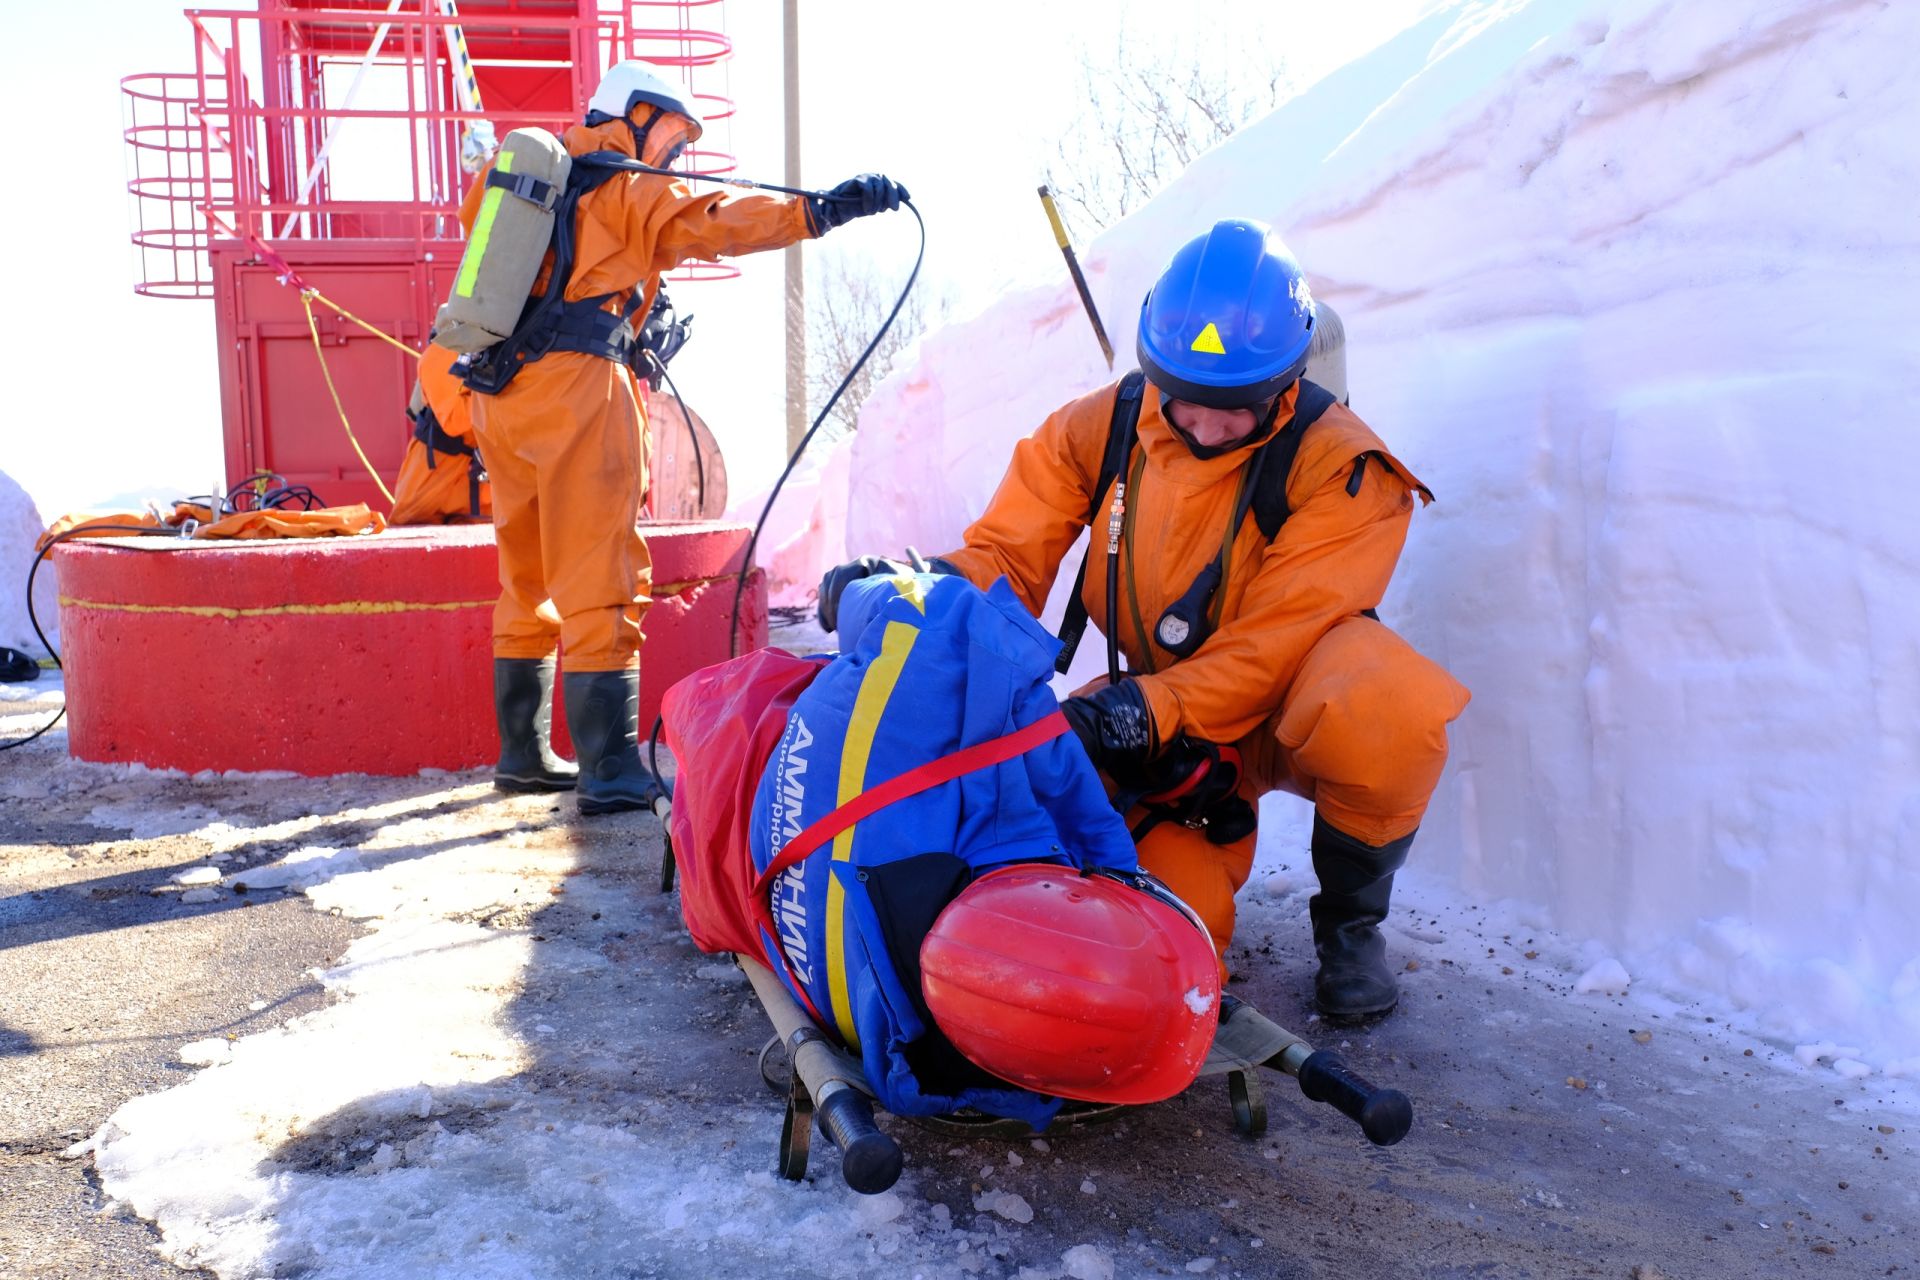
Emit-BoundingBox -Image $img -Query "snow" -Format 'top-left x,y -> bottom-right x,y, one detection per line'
1062,1243 -> 1114,1280
725,440 -> 853,607
178,1039 -> 233,1067
1574,958 -> 1633,995
973,1190 -> 1035,1225
0,468 -> 56,655
0,672 -> 60,704
224,845 -> 365,892
1794,1042 -> 1865,1068
810,0 -> 1920,1068
1181,987 -> 1215,1016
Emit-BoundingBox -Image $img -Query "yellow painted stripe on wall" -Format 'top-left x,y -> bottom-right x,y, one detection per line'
822,617 -> 919,1048
59,596 -> 492,619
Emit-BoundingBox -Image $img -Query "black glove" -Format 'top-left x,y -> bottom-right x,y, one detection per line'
1135,737 -> 1256,845
809,174 -> 910,233
1059,679 -> 1156,782
817,555 -> 912,632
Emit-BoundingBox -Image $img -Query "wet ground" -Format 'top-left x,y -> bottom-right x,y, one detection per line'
1,668 -> 1914,1279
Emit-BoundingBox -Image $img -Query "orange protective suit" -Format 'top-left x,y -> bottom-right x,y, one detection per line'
463,116 -> 815,670
388,343 -> 490,526
938,382 -> 1470,953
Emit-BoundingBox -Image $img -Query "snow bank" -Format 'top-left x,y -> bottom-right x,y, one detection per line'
0,469 -> 56,654
724,436 -> 852,607
842,1 -> 1920,1064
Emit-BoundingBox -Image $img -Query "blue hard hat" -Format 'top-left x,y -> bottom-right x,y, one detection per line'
1136,220 -> 1316,410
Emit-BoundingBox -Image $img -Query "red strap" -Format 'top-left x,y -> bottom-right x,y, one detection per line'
750,710 -> 1070,1029
753,710 -> 1070,900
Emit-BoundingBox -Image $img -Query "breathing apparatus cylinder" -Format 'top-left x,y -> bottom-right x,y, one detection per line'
1304,300 -> 1348,405
434,128 -> 574,354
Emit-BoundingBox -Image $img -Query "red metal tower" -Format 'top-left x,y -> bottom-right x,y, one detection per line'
123,1 -> 737,510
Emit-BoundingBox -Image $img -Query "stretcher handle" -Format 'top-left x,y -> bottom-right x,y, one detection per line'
813,1081 -> 903,1194
1294,1050 -> 1414,1146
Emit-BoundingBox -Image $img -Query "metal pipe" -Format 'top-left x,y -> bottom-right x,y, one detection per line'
738,957 -> 903,1193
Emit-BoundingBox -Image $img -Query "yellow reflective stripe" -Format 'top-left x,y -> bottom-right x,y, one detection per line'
823,618 -> 919,1047
454,150 -> 512,299
59,596 -> 491,619
877,574 -> 930,613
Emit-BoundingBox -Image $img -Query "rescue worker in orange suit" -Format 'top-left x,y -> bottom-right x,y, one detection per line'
819,221 -> 1469,1021
463,61 -> 908,813
389,342 -> 489,526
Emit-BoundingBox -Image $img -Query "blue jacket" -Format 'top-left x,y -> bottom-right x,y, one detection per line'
749,573 -> 1136,1127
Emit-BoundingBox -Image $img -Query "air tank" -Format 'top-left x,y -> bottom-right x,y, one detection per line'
1304,300 -> 1348,405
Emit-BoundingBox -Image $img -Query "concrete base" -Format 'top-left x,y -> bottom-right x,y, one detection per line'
53,522 -> 767,776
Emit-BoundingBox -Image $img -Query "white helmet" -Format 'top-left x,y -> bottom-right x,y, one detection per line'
586,61 -> 704,141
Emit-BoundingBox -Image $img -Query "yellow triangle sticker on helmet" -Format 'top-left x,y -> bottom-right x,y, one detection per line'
1190,322 -> 1227,355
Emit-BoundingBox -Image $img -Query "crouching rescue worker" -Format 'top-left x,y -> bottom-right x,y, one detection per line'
819,220 -> 1470,1022
660,573 -> 1223,1126
459,61 -> 908,813
388,342 -> 489,526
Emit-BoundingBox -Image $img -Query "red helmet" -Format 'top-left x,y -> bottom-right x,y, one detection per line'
918,865 -> 1221,1105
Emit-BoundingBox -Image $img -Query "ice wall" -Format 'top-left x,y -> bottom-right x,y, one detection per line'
0,470 -> 56,655
842,0 -> 1920,1062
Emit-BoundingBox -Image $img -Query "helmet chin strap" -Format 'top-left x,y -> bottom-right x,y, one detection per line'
625,105 -> 663,160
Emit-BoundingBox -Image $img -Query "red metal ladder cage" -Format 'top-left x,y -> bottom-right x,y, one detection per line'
122,0 -> 740,509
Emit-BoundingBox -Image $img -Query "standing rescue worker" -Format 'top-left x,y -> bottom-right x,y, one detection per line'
466,62 -> 907,813
819,220 -> 1469,1021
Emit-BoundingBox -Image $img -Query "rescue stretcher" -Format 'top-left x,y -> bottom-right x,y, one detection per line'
738,953 -> 1411,1193
658,809 -> 1413,1195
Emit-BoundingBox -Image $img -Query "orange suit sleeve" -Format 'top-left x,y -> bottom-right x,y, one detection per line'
934,386 -> 1115,617
634,180 -> 817,275
1134,462 -> 1417,747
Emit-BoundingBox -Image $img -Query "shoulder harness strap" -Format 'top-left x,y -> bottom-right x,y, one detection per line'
459,156 -> 644,395
1246,378 -> 1338,541
1054,371 -> 1146,673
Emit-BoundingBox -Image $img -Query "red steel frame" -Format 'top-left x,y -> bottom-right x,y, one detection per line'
122,2 -> 739,507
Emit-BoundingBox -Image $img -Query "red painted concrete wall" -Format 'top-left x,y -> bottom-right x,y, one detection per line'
55,523 -> 766,777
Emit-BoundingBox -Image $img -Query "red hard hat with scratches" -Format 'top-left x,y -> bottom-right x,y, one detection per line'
919,864 -> 1221,1105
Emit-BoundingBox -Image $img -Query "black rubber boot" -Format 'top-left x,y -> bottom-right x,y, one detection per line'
493,658 -> 578,793
561,668 -> 662,816
1309,814 -> 1415,1023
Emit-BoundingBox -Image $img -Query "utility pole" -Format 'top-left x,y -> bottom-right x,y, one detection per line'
782,0 -> 806,453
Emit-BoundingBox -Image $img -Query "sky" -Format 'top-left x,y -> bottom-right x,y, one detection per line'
0,0 -> 1438,517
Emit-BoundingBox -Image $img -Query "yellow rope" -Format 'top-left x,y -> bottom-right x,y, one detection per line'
304,288 -> 422,357
301,289 -> 398,506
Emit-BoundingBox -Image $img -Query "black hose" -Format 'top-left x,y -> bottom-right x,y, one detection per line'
728,199 -> 926,656
1,524 -> 179,753
646,712 -> 671,801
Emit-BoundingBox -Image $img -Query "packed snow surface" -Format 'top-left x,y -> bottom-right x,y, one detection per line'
52,757 -> 1917,1277
814,0 -> 1920,1065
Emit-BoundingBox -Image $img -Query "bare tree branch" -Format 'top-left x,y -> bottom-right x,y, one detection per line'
805,255 -> 950,439
1051,22 -> 1295,233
